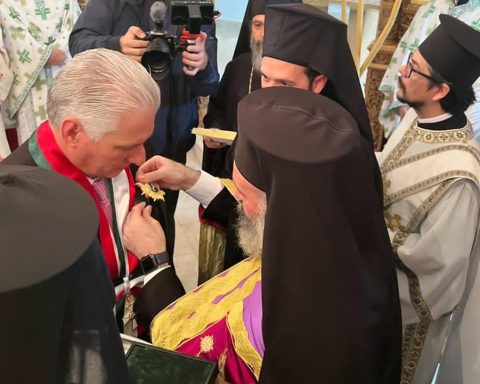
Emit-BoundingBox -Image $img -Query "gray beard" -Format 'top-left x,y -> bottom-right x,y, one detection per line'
250,37 -> 263,74
235,198 -> 266,257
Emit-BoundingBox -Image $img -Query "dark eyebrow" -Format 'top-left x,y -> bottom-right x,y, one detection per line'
410,57 -> 419,67
260,72 -> 293,85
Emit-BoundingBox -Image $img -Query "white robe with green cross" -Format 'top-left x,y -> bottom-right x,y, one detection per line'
0,26 -> 12,158
0,0 -> 81,145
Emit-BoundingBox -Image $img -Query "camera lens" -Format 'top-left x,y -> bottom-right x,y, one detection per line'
142,51 -> 170,81
141,36 -> 172,81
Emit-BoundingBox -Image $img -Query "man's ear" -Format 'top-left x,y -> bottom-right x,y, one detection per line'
432,83 -> 451,102
59,117 -> 85,148
311,74 -> 328,94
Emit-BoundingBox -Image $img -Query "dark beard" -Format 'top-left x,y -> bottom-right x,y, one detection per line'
397,79 -> 423,110
397,93 -> 423,110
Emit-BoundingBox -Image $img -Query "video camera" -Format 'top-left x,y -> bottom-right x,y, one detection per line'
141,0 -> 216,81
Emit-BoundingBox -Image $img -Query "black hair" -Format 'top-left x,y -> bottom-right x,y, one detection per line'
306,68 -> 320,84
430,67 -> 476,115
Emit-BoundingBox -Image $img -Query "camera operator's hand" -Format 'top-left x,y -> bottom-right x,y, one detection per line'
47,48 -> 66,67
182,31 -> 209,76
120,26 -> 149,62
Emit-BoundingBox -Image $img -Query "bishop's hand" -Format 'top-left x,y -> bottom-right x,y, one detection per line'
136,155 -> 201,191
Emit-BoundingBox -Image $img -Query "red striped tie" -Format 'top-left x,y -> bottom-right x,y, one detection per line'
92,178 -> 113,228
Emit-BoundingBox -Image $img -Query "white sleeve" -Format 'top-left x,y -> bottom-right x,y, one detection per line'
143,264 -> 171,285
396,180 -> 480,324
184,170 -> 224,208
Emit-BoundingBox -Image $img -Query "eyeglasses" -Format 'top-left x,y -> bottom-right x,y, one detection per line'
405,52 -> 442,84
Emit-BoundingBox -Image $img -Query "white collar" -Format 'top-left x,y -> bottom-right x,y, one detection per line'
417,112 -> 453,124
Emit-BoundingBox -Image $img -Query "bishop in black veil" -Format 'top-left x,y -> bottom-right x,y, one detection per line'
150,86 -> 401,383
235,87 -> 402,383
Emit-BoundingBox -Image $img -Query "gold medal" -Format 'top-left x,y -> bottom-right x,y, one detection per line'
136,183 -> 166,202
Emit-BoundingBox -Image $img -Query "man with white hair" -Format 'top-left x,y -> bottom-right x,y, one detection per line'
69,0 -> 219,214
1,48 -> 185,339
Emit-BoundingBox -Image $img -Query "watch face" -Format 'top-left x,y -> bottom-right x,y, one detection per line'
140,252 -> 169,275
141,256 -> 156,274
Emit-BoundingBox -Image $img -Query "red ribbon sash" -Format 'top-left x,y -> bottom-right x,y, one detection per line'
33,121 -> 139,279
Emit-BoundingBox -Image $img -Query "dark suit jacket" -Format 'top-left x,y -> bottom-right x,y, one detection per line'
2,142 -> 185,334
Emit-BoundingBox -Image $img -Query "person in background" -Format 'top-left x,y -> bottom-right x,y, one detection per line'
0,27 -> 12,160
198,0 -> 302,284
134,3 -> 384,282
0,0 -> 81,150
378,0 -> 480,141
377,15 -> 480,383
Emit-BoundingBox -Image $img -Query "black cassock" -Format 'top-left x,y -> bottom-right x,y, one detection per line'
0,165 -> 129,384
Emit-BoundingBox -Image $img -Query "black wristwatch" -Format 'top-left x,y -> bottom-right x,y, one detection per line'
140,251 -> 170,275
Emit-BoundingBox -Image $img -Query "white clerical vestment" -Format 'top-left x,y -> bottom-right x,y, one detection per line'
377,109 -> 480,384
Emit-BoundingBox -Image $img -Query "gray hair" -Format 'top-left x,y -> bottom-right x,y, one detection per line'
47,48 -> 160,142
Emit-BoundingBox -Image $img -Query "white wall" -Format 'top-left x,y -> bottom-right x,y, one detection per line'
215,0 -> 248,22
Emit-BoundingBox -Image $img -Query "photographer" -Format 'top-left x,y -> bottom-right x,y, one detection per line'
69,0 -> 219,212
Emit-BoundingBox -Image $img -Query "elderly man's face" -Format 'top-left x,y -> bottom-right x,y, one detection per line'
252,15 -> 265,42
250,14 -> 265,72
232,161 -> 264,219
251,14 -> 265,44
74,108 -> 155,178
232,161 -> 266,256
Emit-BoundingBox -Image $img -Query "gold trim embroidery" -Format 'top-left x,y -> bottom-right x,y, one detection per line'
382,174 -> 392,191
196,335 -> 215,357
385,211 -> 406,232
227,302 -> 263,379
381,126 -> 417,174
382,143 -> 480,175
413,122 -> 474,144
384,170 -> 479,206
391,180 -> 456,383
150,257 -> 261,351
215,349 -> 229,384
400,322 -> 430,384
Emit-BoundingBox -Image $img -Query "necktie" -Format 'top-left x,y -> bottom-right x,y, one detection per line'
92,178 -> 137,335
92,178 -> 113,228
